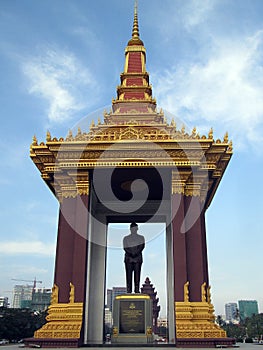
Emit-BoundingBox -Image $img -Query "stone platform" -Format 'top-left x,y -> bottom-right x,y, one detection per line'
112,294 -> 153,344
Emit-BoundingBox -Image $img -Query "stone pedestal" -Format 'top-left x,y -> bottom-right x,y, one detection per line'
24,284 -> 83,348
112,294 -> 153,344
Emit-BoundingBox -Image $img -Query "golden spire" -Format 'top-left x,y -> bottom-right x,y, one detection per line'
128,0 -> 143,46
132,0 -> 139,38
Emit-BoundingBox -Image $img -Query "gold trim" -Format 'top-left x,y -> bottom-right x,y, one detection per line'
51,284 -> 59,305
125,45 -> 146,53
69,282 -> 75,303
115,294 -> 150,300
201,282 -> 207,302
184,281 -> 190,302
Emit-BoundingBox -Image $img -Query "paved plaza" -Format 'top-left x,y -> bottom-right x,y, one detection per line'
1,342 -> 263,350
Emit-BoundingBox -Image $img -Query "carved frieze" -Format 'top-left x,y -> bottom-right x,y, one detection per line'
30,120 -> 232,206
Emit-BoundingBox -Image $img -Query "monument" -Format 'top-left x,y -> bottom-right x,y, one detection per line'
123,222 -> 145,293
111,222 -> 152,344
28,2 -> 234,347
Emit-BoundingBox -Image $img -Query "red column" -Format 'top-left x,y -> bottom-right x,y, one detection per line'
72,195 -> 89,302
171,194 -> 187,302
184,196 -> 209,301
201,209 -> 209,288
54,195 -> 89,303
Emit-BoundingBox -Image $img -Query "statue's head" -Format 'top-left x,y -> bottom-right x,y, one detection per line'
130,222 -> 138,233
130,222 -> 138,228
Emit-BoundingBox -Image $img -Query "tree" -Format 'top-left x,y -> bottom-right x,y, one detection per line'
242,314 -> 263,340
225,323 -> 246,340
216,313 -> 263,341
0,308 -> 47,341
216,315 -> 226,328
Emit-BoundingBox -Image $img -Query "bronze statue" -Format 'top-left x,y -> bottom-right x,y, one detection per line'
123,222 -> 145,293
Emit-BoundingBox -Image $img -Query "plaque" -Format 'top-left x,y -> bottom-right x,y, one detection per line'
119,300 -> 145,334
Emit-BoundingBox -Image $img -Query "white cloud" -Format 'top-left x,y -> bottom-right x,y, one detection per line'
153,30 -> 263,149
0,241 -> 55,256
11,265 -> 49,276
182,0 -> 215,30
154,0 -> 216,40
22,47 -> 98,123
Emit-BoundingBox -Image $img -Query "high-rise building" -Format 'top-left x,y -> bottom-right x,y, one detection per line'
238,300 -> 259,321
12,285 -> 51,310
112,287 -> 126,298
31,288 -> 52,311
225,303 -> 238,322
104,307 -> 113,328
106,289 -> 113,311
13,284 -> 32,308
0,297 -> 9,308
106,287 -> 126,312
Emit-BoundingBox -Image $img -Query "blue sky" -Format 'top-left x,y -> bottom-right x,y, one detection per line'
1,0 -> 263,317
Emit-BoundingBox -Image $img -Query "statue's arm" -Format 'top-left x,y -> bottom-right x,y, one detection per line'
123,236 -> 145,257
123,238 -> 134,256
131,242 -> 145,257
124,246 -> 133,256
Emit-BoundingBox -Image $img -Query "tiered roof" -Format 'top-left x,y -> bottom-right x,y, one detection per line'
109,1 -> 158,122
30,2 -> 232,208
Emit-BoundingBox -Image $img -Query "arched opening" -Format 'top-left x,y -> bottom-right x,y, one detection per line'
105,222 -> 167,341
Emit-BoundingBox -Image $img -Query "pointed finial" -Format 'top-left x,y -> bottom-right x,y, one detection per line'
201,282 -> 207,302
135,0 -> 138,15
207,285 -> 212,304
67,130 -> 73,139
46,130 -> 51,142
128,0 -> 143,45
228,140 -> 233,152
133,0 -> 139,38
51,284 -> 59,305
69,282 -> 75,304
32,135 -> 38,145
184,281 -> 189,303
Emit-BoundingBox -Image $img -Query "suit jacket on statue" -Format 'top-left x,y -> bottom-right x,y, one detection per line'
123,233 -> 145,264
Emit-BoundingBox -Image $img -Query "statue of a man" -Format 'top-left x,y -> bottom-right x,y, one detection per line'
123,222 -> 145,293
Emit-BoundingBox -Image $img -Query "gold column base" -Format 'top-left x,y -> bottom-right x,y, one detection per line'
175,301 -> 226,339
34,302 -> 83,339
34,284 -> 83,339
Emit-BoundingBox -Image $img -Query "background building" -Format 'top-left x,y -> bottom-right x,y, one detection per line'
13,284 -> 32,308
0,297 -> 9,308
225,303 -> 238,322
157,318 -> 168,328
104,307 -> 113,328
238,300 -> 259,321
107,287 -> 126,312
12,284 -> 51,310
31,288 -> 52,311
106,289 -> 113,311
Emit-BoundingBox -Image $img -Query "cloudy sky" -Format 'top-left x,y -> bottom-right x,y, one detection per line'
1,0 -> 263,317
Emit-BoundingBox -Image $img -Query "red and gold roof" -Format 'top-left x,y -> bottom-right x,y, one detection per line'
30,3 -> 232,208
